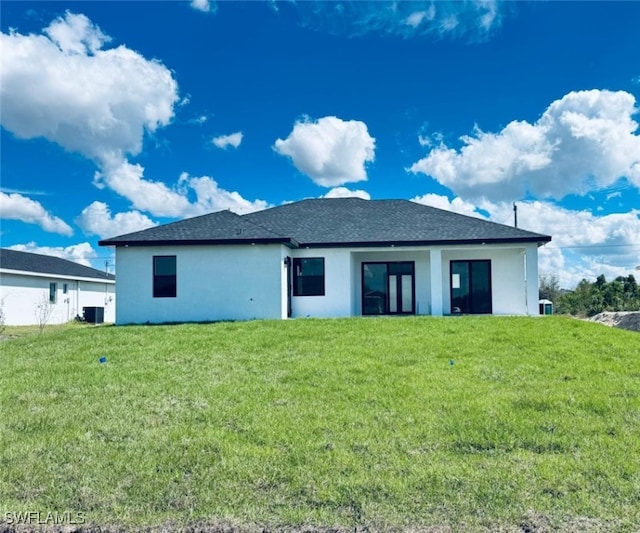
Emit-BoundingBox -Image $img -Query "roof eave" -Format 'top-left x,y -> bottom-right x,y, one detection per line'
0,267 -> 115,283
297,236 -> 552,248
98,237 -> 298,248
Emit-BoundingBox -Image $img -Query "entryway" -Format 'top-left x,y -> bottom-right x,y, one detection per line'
450,260 -> 492,314
362,262 -> 415,315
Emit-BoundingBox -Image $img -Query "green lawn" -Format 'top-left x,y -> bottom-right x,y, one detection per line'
1,316 -> 639,532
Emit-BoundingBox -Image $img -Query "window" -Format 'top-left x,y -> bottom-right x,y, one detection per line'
153,256 -> 177,298
293,258 -> 325,296
450,260 -> 492,314
63,283 -> 68,294
49,282 -> 57,303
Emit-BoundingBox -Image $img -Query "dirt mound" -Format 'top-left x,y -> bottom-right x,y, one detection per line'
589,311 -> 640,332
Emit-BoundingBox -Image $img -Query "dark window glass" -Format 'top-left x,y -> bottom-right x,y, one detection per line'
293,258 -> 325,296
63,283 -> 68,294
49,282 -> 57,303
451,260 -> 492,314
363,263 -> 388,315
153,256 -> 177,298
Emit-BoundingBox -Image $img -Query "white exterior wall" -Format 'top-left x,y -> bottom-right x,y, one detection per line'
524,243 -> 540,315
114,244 -> 286,324
0,271 -> 115,326
351,249 -> 431,315
292,245 -> 538,317
441,245 -> 536,315
111,241 -> 542,323
290,248 -> 353,318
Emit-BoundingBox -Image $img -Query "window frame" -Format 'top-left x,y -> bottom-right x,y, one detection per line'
450,259 -> 492,314
49,282 -> 57,304
361,261 -> 415,316
292,257 -> 325,297
153,255 -> 177,298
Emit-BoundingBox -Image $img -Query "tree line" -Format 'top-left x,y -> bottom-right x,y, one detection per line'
540,274 -> 640,316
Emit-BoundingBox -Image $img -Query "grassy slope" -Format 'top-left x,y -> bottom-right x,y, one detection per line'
1,316 -> 639,531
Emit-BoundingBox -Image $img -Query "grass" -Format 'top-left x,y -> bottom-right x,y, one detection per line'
1,316 -> 639,531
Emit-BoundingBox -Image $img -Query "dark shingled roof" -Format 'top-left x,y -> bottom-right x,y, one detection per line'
99,198 -> 551,248
99,209 -> 294,246
0,248 -> 115,281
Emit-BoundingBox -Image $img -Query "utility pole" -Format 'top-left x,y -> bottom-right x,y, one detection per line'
513,202 -> 518,228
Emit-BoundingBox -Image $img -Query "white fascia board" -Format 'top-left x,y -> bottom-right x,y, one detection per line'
341,243 -> 530,253
0,268 -> 115,284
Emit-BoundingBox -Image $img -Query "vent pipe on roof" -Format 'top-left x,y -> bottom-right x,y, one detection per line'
513,202 -> 518,228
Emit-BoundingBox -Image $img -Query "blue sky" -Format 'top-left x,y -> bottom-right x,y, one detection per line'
1,1 -> 639,287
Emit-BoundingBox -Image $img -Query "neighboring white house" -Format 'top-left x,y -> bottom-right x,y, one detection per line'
0,249 -> 116,326
99,198 -> 551,325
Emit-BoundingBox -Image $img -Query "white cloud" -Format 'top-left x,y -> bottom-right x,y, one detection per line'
411,193 -> 482,218
177,173 -> 269,215
508,202 -> 640,288
92,162 -> 268,218
410,90 -> 640,201
405,6 -> 435,28
440,15 -> 460,32
418,132 -> 443,147
93,159 -> 192,217
1,12 -> 178,160
190,0 -> 215,13
323,187 -> 371,200
212,131 -> 243,149
606,191 -> 622,201
44,11 -> 110,54
7,242 -> 97,267
0,13 -> 268,223
76,201 -> 157,239
414,193 -> 640,288
479,200 -> 640,260
0,12 -> 181,215
478,1 -> 498,30
292,1 -> 503,41
0,192 -> 73,236
274,116 -> 376,187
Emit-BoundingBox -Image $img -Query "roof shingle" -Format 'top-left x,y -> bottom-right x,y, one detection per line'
0,248 -> 115,281
99,198 -> 551,248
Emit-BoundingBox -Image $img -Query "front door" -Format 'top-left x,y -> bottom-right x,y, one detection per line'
362,262 -> 415,315
450,260 -> 492,314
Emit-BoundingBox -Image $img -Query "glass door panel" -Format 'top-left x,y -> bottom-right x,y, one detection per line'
450,260 -> 491,314
471,261 -> 492,313
388,275 -> 398,313
363,262 -> 414,315
401,274 -> 413,312
451,261 -> 470,313
363,263 -> 388,315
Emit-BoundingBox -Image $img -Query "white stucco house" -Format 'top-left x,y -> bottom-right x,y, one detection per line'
0,248 -> 116,326
99,198 -> 551,324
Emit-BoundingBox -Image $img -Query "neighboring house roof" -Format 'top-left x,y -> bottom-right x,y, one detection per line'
0,248 -> 115,281
99,198 -> 551,248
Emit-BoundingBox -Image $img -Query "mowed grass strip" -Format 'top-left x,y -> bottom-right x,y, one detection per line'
1,316 -> 639,531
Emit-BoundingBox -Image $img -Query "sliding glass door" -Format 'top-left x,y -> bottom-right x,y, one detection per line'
450,260 -> 492,314
362,262 -> 415,315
